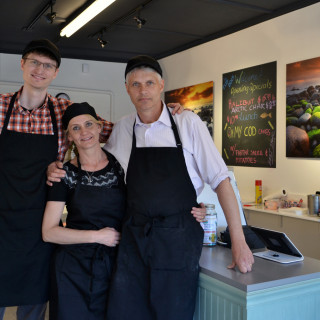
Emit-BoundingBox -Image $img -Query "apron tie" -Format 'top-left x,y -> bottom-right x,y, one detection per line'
89,244 -> 113,292
132,213 -> 186,237
143,216 -> 166,237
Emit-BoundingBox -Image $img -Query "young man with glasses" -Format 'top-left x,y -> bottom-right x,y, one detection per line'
0,39 -> 114,320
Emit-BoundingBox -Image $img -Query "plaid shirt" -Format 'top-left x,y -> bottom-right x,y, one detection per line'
0,87 -> 114,161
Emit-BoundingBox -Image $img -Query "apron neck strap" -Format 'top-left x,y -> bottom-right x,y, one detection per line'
166,106 -> 182,147
105,150 -> 126,190
3,92 -> 18,132
47,98 -> 58,135
76,156 -> 86,183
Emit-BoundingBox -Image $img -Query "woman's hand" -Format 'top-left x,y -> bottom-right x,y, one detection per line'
191,202 -> 206,223
96,227 -> 121,247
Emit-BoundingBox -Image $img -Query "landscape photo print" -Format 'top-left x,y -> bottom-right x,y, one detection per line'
164,81 -> 214,137
286,56 -> 320,158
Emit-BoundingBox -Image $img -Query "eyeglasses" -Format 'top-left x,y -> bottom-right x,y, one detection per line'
24,58 -> 57,71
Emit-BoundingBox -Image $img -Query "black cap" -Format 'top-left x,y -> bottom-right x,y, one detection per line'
125,55 -> 162,79
22,39 -> 61,67
62,102 -> 98,130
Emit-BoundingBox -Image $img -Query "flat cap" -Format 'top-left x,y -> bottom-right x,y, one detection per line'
62,102 -> 98,130
22,39 -> 61,67
125,55 -> 162,78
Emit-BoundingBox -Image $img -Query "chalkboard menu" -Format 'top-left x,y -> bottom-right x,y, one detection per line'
222,61 -> 277,167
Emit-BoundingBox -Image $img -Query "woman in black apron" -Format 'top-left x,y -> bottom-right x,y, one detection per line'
42,102 -> 126,320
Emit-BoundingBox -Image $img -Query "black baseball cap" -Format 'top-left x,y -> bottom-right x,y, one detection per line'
125,55 -> 162,78
22,39 -> 61,67
62,102 -> 98,130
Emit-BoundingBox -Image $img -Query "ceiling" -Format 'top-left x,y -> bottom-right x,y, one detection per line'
0,0 -> 318,63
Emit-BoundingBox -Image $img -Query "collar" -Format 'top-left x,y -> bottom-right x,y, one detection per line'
135,101 -> 171,128
14,86 -> 50,113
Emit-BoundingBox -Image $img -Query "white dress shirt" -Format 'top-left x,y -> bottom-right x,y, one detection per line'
104,103 -> 228,196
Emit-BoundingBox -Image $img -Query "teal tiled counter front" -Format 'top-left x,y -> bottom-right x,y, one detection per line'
194,246 -> 320,320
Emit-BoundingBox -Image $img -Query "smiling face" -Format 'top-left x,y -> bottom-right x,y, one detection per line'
21,52 -> 59,91
67,114 -> 102,150
125,68 -> 164,121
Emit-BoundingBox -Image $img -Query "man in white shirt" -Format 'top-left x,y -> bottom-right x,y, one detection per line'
105,55 -> 254,320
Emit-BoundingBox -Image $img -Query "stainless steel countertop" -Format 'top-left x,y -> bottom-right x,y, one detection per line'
199,246 -> 320,292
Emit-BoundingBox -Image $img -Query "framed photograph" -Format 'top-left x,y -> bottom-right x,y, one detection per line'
286,56 -> 320,158
164,81 -> 214,137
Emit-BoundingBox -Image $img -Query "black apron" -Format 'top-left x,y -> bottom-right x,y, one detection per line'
0,92 -> 58,307
107,107 -> 204,320
49,150 -> 126,320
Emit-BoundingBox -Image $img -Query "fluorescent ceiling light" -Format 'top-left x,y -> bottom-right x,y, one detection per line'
60,0 -> 116,37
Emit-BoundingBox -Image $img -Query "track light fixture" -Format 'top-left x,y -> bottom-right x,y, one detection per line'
133,7 -> 146,29
23,0 -> 56,31
45,0 -> 56,24
90,0 -> 152,39
133,15 -> 146,29
97,36 -> 108,48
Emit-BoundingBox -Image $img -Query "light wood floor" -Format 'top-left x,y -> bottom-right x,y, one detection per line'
3,306 -> 49,320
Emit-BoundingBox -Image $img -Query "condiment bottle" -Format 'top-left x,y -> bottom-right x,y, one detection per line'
201,204 -> 217,246
255,180 -> 262,204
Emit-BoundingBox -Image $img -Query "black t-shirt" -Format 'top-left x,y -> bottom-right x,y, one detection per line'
47,153 -> 125,202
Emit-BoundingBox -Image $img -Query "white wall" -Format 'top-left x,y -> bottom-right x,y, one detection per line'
160,3 -> 320,202
0,53 -> 132,121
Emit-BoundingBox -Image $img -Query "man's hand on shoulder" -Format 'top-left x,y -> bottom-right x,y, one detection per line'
46,161 -> 66,186
167,102 -> 190,115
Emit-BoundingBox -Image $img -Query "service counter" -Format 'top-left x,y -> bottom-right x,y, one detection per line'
194,246 -> 320,320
